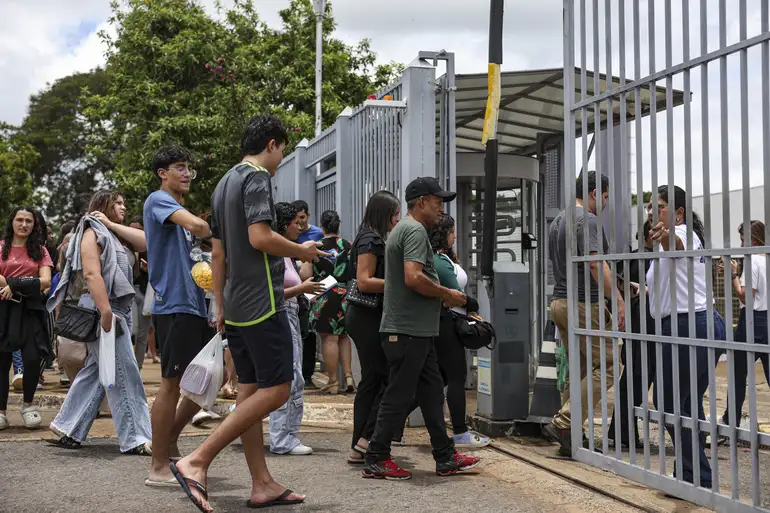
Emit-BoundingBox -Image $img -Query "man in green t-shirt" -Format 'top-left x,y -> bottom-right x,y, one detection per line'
363,177 -> 481,481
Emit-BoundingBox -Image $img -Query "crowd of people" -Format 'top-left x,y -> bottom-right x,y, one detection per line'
0,114 -> 488,511
2,114 -> 768,510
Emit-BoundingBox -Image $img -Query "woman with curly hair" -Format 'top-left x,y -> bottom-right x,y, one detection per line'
300,210 -> 355,394
429,214 -> 489,448
0,206 -> 53,429
267,202 -> 325,455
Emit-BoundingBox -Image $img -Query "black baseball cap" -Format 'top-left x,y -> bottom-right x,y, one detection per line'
404,177 -> 456,203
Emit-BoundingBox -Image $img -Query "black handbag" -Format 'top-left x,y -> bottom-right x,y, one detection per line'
53,275 -> 100,343
345,279 -> 381,309
452,311 -> 496,350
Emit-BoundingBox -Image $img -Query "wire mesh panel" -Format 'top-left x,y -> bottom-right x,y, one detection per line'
349,103 -> 406,233
562,1 -> 770,511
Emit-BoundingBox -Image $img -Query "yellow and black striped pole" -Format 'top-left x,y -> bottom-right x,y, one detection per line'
480,0 -> 504,278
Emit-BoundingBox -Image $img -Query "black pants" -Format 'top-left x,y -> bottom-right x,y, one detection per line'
608,338 -> 656,444
1,342 -> 41,409
366,334 -> 454,464
436,309 -> 468,434
302,332 -> 317,381
347,305 -> 387,449
722,309 -> 770,423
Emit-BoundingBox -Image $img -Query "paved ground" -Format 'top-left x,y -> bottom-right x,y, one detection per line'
2,431 -> 644,513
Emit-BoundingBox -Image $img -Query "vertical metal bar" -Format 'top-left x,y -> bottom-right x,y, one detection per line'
647,0 -> 666,478
699,0 -> 719,494
563,0 -> 582,459
617,0 -> 633,465
680,0 -> 701,490
603,0 -> 616,458
632,0 -> 651,470
718,0 -> 739,499
664,0 -> 684,485
738,0 -> 760,505
586,0 -> 600,453
763,0 -> 770,504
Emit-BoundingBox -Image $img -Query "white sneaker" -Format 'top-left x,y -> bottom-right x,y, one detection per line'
191,410 -> 220,426
227,403 -> 236,414
0,413 -> 8,430
12,374 -> 23,391
453,431 -> 491,448
288,444 -> 313,455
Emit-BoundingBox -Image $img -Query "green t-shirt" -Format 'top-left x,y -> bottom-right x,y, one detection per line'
380,218 -> 442,337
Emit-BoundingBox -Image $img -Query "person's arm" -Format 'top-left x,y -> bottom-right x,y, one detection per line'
168,209 -> 212,239
401,227 -> 464,306
248,222 -> 323,261
731,259 -> 754,305
91,211 -> 148,251
650,221 -> 685,251
299,261 -> 314,281
357,253 -> 384,294
211,237 -> 227,332
38,265 -> 52,293
0,275 -> 6,288
80,229 -> 115,332
285,279 -> 325,299
582,216 -> 625,330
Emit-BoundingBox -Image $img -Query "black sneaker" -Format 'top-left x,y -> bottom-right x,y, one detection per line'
46,436 -> 81,450
361,458 -> 413,480
435,451 -> 481,476
125,442 -> 152,456
542,422 -> 572,457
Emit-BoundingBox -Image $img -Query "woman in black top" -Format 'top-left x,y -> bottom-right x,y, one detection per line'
345,191 -> 401,464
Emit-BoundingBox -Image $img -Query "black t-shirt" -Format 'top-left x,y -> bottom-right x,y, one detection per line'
135,251 -> 149,293
351,227 -> 386,290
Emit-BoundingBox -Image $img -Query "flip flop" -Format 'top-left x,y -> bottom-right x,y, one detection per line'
169,462 -> 210,513
246,489 -> 305,509
144,478 -> 180,488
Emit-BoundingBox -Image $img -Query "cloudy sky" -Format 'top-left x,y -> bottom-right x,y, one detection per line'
1,0 -> 766,208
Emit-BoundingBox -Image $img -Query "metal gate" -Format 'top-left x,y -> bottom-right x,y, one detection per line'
562,1 -> 770,511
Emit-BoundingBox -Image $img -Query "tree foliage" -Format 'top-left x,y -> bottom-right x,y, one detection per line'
86,0 -> 402,215
18,69 -> 111,220
0,124 -> 39,223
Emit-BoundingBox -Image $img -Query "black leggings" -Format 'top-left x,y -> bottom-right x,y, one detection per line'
1,342 -> 41,409
436,309 -> 469,434
347,305 -> 388,449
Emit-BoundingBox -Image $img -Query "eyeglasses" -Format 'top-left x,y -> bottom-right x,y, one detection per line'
165,166 -> 197,180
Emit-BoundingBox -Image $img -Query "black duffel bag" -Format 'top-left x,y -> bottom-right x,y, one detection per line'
451,311 -> 496,350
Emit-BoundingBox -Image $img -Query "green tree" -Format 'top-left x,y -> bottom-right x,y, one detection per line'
631,191 -> 652,206
19,69 -> 111,220
89,0 -> 402,215
0,124 -> 39,222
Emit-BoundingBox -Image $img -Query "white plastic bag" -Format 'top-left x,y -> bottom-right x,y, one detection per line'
98,316 -> 116,390
142,284 -> 154,317
180,332 -> 224,410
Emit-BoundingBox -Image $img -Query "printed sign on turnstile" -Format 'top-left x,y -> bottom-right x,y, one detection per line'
477,357 -> 492,395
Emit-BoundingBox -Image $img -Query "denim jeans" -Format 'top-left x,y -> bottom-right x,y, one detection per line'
653,310 -> 726,489
51,308 -> 152,452
269,301 -> 305,454
11,350 -> 23,375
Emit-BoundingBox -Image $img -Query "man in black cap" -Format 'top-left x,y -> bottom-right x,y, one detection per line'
363,177 -> 481,481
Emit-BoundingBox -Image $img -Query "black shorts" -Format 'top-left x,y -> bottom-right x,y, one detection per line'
225,311 -> 293,388
153,313 -> 210,379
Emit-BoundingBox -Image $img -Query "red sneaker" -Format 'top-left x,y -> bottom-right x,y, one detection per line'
436,451 -> 481,476
362,458 -> 412,480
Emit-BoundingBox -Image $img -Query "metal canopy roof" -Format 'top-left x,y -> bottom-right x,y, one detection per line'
442,67 -> 685,156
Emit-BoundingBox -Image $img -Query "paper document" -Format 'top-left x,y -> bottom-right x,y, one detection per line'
304,275 -> 338,301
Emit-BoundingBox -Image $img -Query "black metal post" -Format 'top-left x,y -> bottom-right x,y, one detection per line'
480,0 -> 504,278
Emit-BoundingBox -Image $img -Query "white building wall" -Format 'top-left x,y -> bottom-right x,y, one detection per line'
691,186 -> 766,249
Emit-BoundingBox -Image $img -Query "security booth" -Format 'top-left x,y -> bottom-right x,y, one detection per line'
272,51 -> 670,433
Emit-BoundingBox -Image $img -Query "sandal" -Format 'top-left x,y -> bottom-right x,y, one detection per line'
246,489 -> 305,509
20,405 -> 42,429
345,376 -> 356,393
170,461 -> 210,513
318,382 -> 339,395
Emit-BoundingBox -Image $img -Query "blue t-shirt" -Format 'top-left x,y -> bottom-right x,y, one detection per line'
143,190 -> 207,318
297,224 -> 323,244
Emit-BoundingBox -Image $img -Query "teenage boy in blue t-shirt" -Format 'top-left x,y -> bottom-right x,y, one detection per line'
143,145 -> 213,487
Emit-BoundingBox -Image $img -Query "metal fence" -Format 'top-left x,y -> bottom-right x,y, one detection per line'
562,1 -> 770,511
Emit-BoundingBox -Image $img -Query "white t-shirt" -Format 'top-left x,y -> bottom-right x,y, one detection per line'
740,256 -> 768,311
646,224 -> 709,319
454,262 -> 468,290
